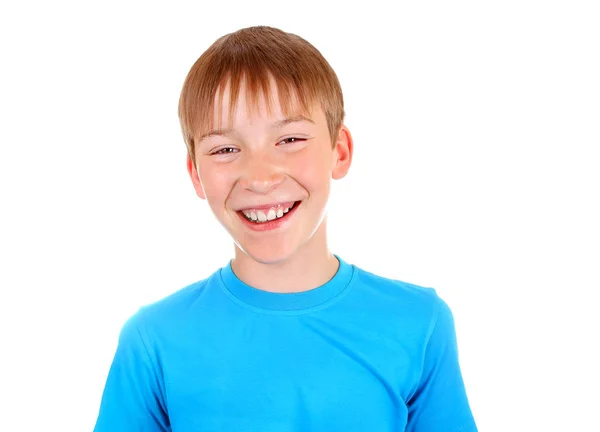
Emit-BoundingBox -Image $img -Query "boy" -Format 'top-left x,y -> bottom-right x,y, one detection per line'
94,26 -> 477,431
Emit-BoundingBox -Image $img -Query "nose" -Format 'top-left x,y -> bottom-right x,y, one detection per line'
239,155 -> 285,194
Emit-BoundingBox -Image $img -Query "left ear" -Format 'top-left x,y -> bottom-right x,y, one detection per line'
331,125 -> 353,180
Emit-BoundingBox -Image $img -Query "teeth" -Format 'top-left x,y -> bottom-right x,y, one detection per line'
241,203 -> 295,223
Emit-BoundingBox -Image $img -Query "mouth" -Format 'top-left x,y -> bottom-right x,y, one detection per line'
236,201 -> 301,230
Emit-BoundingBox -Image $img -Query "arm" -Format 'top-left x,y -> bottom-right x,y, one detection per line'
406,296 -> 477,432
94,309 -> 170,432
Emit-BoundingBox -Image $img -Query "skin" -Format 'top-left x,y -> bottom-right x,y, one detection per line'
187,80 -> 353,293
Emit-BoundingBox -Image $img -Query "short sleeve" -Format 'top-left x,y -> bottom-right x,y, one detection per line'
94,309 -> 170,432
406,296 -> 477,432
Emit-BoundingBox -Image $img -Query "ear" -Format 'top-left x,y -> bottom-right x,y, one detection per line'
331,125 -> 353,180
186,154 -> 207,200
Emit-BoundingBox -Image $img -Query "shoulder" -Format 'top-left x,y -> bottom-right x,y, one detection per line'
352,264 -> 445,313
345,262 -> 456,343
126,271 -> 219,336
145,275 -> 212,313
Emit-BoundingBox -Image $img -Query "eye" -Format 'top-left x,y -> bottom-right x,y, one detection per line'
210,147 -> 239,155
278,137 -> 306,145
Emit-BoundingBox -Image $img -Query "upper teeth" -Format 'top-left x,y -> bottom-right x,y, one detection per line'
242,204 -> 293,222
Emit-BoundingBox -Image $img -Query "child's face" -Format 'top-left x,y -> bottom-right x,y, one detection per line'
187,81 -> 352,264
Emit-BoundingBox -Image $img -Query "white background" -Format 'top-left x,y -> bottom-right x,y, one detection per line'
1,1 -> 598,430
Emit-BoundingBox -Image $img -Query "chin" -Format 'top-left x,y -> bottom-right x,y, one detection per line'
234,240 -> 300,265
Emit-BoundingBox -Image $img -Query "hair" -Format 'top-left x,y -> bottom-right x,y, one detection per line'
178,26 -> 345,162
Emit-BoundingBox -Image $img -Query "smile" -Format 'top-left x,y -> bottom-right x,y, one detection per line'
236,201 -> 301,230
240,201 -> 298,223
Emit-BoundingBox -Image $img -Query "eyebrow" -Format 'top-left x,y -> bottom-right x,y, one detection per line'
197,115 -> 314,144
273,115 -> 315,128
197,128 -> 234,143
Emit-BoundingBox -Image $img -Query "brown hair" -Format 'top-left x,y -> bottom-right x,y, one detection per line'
178,26 -> 345,161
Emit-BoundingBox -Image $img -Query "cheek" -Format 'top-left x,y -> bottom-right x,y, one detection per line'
294,147 -> 333,184
198,165 -> 232,201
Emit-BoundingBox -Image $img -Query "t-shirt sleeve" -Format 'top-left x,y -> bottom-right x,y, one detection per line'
94,309 -> 170,432
406,295 -> 477,432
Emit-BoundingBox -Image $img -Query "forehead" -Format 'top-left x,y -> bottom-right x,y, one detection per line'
202,76 -> 316,134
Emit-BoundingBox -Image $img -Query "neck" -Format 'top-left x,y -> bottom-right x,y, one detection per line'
229,221 -> 339,293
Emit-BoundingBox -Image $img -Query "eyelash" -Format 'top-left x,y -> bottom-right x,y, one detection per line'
210,137 -> 306,155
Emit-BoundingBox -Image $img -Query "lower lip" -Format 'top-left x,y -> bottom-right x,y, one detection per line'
236,201 -> 301,232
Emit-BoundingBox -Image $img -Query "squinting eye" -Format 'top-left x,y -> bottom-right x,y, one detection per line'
279,137 -> 305,145
211,147 -> 238,155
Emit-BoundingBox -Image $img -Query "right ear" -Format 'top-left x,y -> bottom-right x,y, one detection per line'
187,154 -> 207,200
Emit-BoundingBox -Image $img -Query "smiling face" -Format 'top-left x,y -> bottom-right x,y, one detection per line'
187,80 -> 353,265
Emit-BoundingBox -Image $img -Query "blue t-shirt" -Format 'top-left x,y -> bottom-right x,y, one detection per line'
94,256 -> 477,431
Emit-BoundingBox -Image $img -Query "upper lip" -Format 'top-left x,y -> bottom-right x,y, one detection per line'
236,201 -> 298,212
